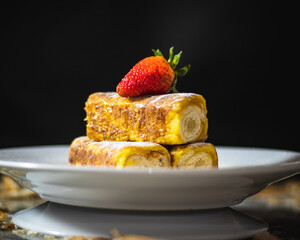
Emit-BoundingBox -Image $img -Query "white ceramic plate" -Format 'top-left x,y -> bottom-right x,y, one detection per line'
0,146 -> 300,210
12,202 -> 267,239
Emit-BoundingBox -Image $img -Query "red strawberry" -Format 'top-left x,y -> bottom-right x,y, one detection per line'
116,47 -> 190,97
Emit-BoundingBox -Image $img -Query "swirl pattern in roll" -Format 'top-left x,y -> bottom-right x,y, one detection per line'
169,142 -> 218,168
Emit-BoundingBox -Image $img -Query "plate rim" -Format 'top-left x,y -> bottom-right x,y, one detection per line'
0,145 -> 300,176
1,145 -> 300,210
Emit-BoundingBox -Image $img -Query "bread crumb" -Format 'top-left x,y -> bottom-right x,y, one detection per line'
27,230 -> 38,236
12,228 -> 27,234
110,228 -> 164,240
13,227 -> 62,239
0,209 -> 15,231
45,235 -> 61,239
0,211 -> 8,219
5,222 -> 15,230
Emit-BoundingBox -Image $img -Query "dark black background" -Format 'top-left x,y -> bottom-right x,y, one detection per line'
1,1 -> 298,151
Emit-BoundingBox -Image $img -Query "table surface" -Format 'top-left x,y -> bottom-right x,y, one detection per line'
1,175 -> 299,240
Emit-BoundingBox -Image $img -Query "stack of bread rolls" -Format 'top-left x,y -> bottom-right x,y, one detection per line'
69,92 -> 218,168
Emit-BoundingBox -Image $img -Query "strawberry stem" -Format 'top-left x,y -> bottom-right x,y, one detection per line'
170,51 -> 182,70
152,47 -> 191,93
168,47 -> 174,64
168,76 -> 179,93
152,49 -> 163,57
175,64 -> 191,77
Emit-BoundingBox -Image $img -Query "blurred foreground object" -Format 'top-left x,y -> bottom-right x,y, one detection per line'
0,175 -> 43,213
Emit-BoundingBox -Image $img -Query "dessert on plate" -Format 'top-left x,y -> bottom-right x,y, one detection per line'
69,47 -> 218,169
169,142 -> 218,168
85,92 -> 208,145
69,136 -> 170,167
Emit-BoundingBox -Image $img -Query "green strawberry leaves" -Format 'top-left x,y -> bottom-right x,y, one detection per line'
152,46 -> 191,93
168,47 -> 174,64
175,64 -> 191,77
170,50 -> 181,69
152,49 -> 163,57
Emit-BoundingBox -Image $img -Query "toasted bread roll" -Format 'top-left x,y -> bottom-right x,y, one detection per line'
69,136 -> 170,168
169,142 -> 218,168
85,92 -> 208,145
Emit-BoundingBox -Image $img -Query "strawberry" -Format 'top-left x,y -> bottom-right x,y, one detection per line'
116,47 -> 190,97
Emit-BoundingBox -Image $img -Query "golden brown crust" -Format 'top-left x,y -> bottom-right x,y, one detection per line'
85,92 -> 208,145
69,136 -> 170,168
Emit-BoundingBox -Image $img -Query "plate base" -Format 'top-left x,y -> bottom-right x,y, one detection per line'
13,202 -> 267,240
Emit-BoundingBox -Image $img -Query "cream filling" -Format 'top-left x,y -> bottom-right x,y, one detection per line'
180,105 -> 202,142
124,152 -> 169,167
176,151 -> 213,168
